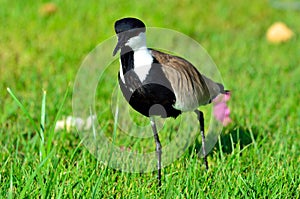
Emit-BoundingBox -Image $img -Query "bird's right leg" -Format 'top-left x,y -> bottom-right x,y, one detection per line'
194,110 -> 209,170
150,116 -> 162,186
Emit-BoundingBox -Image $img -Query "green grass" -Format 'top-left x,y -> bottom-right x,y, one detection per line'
1,0 -> 300,198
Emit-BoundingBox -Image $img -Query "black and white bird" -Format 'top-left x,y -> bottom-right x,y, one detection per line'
113,17 -> 228,186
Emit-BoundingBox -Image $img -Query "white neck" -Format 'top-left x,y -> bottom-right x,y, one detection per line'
120,32 -> 152,83
119,32 -> 153,83
133,48 -> 153,82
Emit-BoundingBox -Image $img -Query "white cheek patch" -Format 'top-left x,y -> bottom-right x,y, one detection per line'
126,32 -> 146,51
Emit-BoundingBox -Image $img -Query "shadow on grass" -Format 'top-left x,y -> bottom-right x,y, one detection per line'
191,126 -> 258,156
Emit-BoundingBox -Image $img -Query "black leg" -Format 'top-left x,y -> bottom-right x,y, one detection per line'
150,117 -> 162,186
194,110 -> 209,170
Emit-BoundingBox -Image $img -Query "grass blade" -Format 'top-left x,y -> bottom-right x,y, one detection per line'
8,163 -> 13,199
7,88 -> 41,139
47,85 -> 70,154
39,90 -> 47,160
40,90 -> 46,144
18,150 -> 54,198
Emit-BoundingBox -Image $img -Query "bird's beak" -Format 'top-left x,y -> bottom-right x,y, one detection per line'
113,34 -> 126,56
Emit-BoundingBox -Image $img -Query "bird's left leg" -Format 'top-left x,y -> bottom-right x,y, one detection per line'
150,117 -> 162,186
194,110 -> 209,170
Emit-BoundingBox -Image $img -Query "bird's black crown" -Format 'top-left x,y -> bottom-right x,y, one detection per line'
114,17 -> 146,34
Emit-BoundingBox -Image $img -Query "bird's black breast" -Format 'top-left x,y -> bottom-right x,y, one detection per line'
118,49 -> 181,118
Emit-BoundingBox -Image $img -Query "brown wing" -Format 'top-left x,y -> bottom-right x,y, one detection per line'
150,49 -> 223,111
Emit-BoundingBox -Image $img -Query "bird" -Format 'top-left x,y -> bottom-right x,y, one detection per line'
112,17 -> 228,186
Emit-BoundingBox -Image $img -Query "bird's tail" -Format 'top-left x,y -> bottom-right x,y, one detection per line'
223,90 -> 230,94
216,83 -> 230,95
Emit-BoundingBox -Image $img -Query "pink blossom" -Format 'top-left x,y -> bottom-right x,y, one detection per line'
212,92 -> 232,126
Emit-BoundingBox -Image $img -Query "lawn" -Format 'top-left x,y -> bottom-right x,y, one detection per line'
1,0 -> 300,198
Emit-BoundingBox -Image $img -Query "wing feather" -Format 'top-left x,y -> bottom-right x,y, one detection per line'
150,49 -> 223,111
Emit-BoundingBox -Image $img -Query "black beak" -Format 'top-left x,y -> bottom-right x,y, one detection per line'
113,34 -> 126,56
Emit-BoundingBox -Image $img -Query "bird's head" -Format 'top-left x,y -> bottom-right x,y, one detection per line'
113,17 -> 146,56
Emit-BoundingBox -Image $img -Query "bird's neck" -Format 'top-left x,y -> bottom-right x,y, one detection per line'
132,47 -> 153,69
120,45 -> 153,76
119,33 -> 154,83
